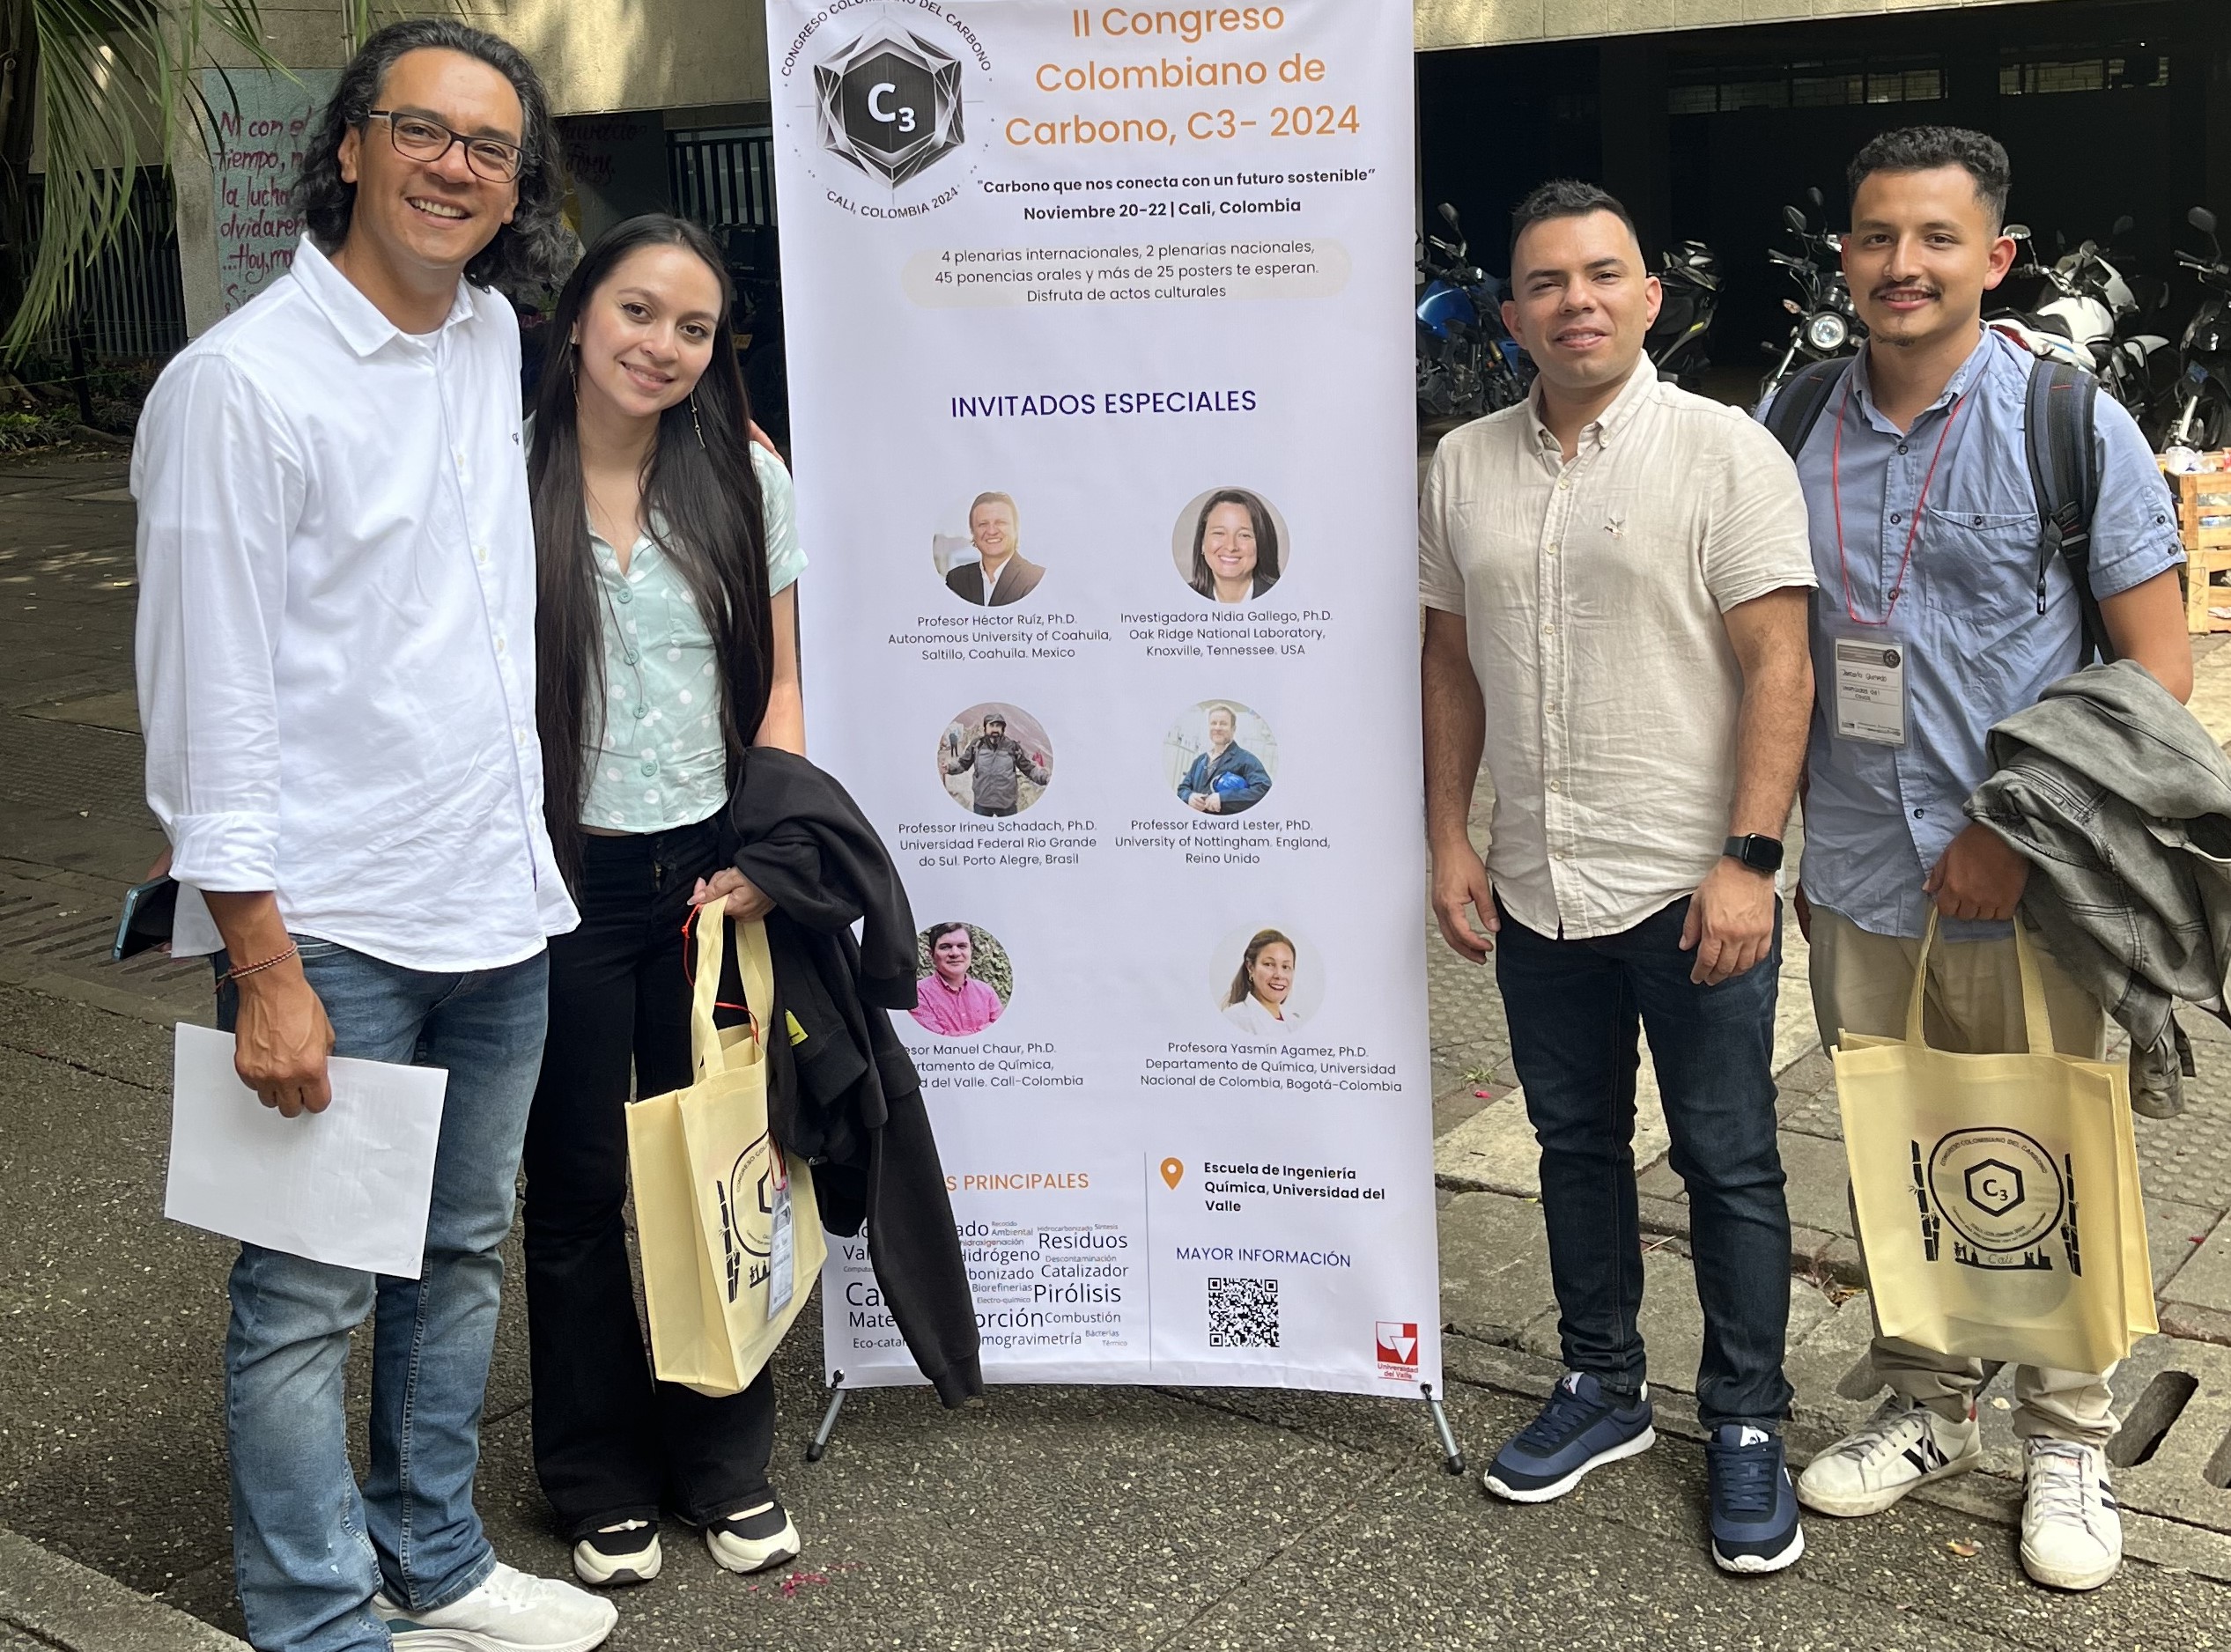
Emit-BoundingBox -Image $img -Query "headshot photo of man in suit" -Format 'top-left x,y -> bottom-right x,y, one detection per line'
942,491 -> 1045,608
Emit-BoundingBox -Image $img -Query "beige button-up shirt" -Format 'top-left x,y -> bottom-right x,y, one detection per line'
1419,364 -> 1815,940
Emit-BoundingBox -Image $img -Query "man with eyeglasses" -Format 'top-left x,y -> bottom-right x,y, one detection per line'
134,20 -> 615,1652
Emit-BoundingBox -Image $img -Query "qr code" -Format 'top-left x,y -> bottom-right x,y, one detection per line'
1208,1275 -> 1280,1349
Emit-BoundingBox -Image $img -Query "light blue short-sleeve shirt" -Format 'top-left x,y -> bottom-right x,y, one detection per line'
580,444 -> 803,833
1777,329 -> 2184,941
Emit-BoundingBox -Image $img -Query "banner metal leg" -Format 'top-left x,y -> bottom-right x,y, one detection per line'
805,1371 -> 847,1464
1420,1382 -> 1466,1476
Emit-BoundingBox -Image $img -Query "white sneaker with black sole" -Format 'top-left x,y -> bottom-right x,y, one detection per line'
571,1518 -> 661,1588
1797,1398 -> 1981,1517
373,1560 -> 617,1651
2021,1438 -> 2122,1591
704,1499 -> 801,1575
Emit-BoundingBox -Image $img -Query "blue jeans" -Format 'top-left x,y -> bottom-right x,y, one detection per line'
216,940 -> 548,1652
1494,896 -> 1794,1430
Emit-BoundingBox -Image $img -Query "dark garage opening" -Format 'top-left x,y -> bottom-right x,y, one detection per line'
1419,0 -> 2231,404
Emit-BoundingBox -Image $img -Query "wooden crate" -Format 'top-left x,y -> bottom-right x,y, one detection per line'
2168,465 -> 2231,552
2162,462 -> 2231,631
2190,549 -> 2231,636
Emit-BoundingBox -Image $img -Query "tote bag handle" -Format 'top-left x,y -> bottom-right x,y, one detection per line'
1904,911 -> 2055,1057
687,907 -> 777,1080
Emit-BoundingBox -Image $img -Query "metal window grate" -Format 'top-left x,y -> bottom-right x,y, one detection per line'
26,170 -> 188,362
668,129 -> 779,231
1669,55 -> 1943,116
2000,48 -> 2170,97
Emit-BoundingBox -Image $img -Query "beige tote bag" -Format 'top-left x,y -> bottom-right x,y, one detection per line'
626,911 -> 825,1397
1835,915 -> 2153,1373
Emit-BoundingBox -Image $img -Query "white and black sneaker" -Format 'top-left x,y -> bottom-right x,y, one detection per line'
2021,1439 -> 2122,1591
571,1518 -> 661,1588
704,1499 -> 801,1575
1797,1398 -> 1981,1517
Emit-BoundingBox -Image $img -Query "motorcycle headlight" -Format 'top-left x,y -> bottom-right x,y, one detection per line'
1804,312 -> 1851,353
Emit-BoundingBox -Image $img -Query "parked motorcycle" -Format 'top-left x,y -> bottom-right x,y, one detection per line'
1646,240 -> 1720,389
1989,225 -> 2113,368
2166,206 -> 2231,453
1758,192 -> 1864,407
1988,221 -> 2176,428
1417,203 -> 1527,422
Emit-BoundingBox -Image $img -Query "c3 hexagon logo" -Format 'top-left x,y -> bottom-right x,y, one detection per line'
1962,1158 -> 2025,1219
814,26 -> 964,186
1927,1128 -> 2064,1254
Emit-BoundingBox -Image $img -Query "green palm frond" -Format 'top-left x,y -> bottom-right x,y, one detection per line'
4,0 -> 281,356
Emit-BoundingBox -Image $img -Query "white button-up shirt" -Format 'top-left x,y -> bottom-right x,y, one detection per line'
133,236 -> 578,970
1419,364 -> 1816,940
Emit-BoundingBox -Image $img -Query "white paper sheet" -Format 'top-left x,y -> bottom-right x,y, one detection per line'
165,1022 -> 448,1278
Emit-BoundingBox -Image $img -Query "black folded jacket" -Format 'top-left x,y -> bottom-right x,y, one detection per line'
724,747 -> 983,1405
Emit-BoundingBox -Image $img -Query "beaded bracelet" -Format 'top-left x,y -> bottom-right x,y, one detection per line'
218,943 -> 299,987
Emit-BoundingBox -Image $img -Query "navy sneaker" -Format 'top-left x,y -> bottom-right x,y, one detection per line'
1484,1371 -> 1656,1503
1707,1425 -> 1805,1575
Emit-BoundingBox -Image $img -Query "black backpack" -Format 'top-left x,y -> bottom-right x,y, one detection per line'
1761,355 -> 2114,665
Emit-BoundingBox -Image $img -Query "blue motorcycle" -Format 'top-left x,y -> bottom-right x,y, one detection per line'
1417,203 -> 1528,421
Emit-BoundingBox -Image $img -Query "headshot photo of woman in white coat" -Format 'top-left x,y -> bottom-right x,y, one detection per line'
1222,928 -> 1304,1039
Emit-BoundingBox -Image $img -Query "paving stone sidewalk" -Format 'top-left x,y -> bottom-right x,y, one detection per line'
6,445 -> 2231,1646
1429,637 -> 2231,1350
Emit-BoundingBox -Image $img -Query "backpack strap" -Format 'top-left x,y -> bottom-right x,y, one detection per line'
1760,358 -> 1848,462
2023,358 -> 2111,664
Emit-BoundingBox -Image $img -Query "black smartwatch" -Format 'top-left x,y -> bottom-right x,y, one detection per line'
1724,834 -> 1784,875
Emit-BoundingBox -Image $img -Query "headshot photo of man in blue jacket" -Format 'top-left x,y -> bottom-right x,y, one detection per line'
1176,703 -> 1274,816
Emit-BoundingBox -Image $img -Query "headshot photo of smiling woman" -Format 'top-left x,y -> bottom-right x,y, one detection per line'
1223,928 -> 1304,1039
1178,487 -> 1283,603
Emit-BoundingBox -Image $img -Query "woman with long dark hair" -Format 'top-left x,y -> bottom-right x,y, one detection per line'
521,213 -> 806,1591
1223,928 -> 1304,1038
1187,488 -> 1282,602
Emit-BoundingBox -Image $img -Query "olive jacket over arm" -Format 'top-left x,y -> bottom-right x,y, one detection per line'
723,746 -> 983,1405
1966,659 -> 2231,1118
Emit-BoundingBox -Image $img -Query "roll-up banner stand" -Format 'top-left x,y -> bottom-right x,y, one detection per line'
767,0 -> 1444,1442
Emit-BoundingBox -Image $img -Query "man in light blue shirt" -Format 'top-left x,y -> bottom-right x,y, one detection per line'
1775,126 -> 2190,1596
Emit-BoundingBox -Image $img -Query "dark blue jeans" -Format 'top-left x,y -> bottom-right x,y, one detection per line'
1494,896 -> 1794,1431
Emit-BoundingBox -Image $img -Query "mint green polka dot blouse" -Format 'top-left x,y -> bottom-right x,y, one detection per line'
580,444 -> 804,833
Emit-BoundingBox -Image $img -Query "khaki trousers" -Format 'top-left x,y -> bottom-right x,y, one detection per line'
1809,908 -> 2117,1447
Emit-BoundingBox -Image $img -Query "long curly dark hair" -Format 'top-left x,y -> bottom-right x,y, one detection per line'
530,216 -> 773,890
290,18 -> 573,293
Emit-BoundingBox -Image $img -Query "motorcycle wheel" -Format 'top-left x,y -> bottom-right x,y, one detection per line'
2195,395 -> 2230,452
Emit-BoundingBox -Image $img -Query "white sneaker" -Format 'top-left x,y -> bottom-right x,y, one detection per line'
1797,1399 -> 1982,1516
2021,1438 -> 2123,1591
571,1518 -> 661,1588
374,1560 -> 619,1651
703,1499 -> 801,1575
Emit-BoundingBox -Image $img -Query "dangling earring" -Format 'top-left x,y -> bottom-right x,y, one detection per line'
690,394 -> 706,449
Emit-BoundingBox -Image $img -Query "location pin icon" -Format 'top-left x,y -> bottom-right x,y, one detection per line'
1160,1157 -> 1184,1190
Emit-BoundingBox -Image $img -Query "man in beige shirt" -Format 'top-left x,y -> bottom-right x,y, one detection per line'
1420,180 -> 1817,1575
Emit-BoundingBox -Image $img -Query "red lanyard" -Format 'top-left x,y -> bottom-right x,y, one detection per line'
1831,380 -> 1969,627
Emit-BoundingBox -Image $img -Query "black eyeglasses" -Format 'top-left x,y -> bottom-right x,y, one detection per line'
365,110 -> 525,183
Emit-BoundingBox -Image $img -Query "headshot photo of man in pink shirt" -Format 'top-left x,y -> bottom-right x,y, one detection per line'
911,922 -> 1008,1037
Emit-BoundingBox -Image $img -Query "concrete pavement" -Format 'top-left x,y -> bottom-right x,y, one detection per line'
4,445 -> 2231,1647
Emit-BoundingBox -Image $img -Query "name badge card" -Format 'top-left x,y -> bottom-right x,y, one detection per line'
1833,638 -> 1908,748
766,1146 -> 794,1320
